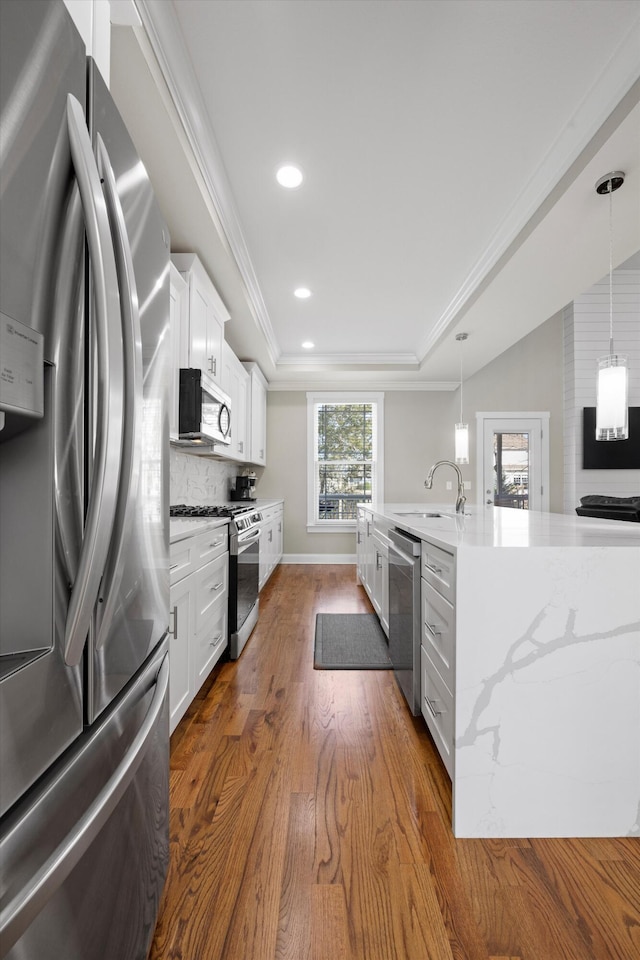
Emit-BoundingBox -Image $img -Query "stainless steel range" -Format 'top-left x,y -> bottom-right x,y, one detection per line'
170,504 -> 262,659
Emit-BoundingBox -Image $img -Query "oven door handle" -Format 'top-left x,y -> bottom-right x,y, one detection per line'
237,528 -> 261,549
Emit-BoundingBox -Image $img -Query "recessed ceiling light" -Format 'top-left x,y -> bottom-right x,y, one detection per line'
294,287 -> 312,299
276,164 -> 303,189
302,341 -> 315,349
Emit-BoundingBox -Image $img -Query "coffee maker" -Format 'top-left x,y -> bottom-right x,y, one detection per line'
230,474 -> 257,501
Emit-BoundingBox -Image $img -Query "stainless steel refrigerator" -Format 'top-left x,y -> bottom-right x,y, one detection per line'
0,2 -> 170,956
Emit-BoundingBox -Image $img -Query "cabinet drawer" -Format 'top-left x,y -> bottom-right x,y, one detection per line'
421,579 -> 455,694
169,538 -> 197,587
421,645 -> 454,779
194,593 -> 227,688
194,526 -> 228,566
421,540 -> 455,603
194,553 -> 228,634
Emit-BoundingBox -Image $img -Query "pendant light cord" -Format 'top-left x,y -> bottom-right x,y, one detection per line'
459,341 -> 464,422
608,180 -> 614,355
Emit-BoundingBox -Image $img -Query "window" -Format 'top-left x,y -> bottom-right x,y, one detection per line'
307,392 -> 384,531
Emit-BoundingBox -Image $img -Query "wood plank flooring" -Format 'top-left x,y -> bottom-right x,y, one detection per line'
150,564 -> 640,960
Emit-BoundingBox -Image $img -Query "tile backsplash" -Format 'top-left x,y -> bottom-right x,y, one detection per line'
170,448 -> 239,505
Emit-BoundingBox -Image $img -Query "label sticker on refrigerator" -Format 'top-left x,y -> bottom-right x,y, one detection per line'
0,312 -> 44,418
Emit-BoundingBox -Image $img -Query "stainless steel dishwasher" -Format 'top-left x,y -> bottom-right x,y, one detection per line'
388,527 -> 421,715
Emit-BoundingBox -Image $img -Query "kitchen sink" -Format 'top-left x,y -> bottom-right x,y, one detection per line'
394,511 -> 471,519
394,511 -> 450,519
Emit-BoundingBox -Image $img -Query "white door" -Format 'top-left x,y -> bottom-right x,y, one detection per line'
476,413 -> 549,511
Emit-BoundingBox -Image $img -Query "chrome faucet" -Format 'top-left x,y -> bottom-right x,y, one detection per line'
424,459 -> 466,514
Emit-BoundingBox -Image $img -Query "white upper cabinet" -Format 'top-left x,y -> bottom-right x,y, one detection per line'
221,341 -> 249,462
242,362 -> 267,466
171,253 -> 229,388
169,262 -> 188,441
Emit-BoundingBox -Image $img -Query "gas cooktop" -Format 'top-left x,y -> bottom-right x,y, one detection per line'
170,503 -> 255,519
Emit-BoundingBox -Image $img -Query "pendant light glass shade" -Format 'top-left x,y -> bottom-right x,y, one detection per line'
454,332 -> 469,464
455,422 -> 469,463
596,355 -> 629,440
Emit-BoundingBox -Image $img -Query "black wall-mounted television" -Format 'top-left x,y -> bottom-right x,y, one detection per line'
582,407 -> 640,469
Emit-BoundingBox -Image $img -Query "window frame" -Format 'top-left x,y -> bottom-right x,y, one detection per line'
306,392 -> 384,533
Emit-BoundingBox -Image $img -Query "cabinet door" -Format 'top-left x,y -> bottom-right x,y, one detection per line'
363,513 -> 375,599
243,362 -> 267,465
235,363 -> 249,460
258,519 -> 272,590
252,372 -> 266,464
169,574 -> 194,734
194,593 -> 228,691
356,512 -> 366,585
172,254 -> 229,388
274,509 -> 283,564
169,264 -> 188,440
194,552 -> 228,635
222,342 -> 249,461
189,279 -> 223,385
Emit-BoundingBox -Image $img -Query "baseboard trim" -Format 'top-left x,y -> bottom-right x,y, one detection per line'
283,554 -> 356,565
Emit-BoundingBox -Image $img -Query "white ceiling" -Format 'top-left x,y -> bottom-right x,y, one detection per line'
128,0 -> 640,385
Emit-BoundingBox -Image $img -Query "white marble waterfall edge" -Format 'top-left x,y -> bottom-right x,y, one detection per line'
454,547 -> 640,837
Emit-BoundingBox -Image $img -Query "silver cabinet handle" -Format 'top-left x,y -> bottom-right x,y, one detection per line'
94,134 -> 144,651
208,356 -> 217,376
209,634 -> 223,646
210,582 -> 224,592
424,695 -> 443,718
424,562 -> 442,575
426,623 -> 441,636
64,94 -> 123,667
238,441 -> 244,453
170,563 -> 180,571
169,605 -> 178,637
209,538 -> 224,548
0,653 -> 169,951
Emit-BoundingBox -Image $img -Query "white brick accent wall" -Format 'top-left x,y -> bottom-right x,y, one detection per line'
564,268 -> 640,513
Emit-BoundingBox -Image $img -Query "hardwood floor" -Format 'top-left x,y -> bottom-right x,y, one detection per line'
150,564 -> 640,960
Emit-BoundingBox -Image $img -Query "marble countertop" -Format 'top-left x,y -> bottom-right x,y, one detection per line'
169,517 -> 228,544
363,502 -> 640,550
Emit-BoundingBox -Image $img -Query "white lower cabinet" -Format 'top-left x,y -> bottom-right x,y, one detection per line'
169,525 -> 229,734
420,538 -> 456,778
371,521 -> 390,637
420,644 -> 454,778
356,507 -> 389,637
168,574 -> 193,734
258,502 -> 284,590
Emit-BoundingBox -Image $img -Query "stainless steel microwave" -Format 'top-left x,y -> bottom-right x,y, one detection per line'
179,368 -> 232,445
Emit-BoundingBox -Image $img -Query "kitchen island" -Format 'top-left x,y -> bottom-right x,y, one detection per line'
363,503 -> 640,838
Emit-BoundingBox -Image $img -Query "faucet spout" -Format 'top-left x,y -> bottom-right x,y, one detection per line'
424,459 -> 466,514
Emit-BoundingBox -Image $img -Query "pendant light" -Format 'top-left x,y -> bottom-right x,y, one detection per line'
454,332 -> 469,464
595,171 -> 628,441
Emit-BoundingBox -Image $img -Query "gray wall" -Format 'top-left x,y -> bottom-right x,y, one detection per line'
258,311 -> 565,557
459,310 -> 565,514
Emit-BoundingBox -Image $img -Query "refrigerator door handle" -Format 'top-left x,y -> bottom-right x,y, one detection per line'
64,94 -> 124,667
94,133 -> 144,650
0,653 -> 169,953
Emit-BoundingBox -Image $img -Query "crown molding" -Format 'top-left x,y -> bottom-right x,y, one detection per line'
134,0 -> 281,365
417,13 -> 640,362
268,380 -> 458,392
276,351 -> 419,366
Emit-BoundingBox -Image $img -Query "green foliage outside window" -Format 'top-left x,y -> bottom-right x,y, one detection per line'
315,403 -> 374,517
